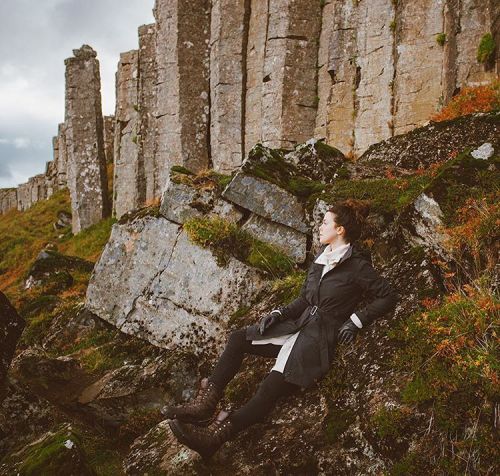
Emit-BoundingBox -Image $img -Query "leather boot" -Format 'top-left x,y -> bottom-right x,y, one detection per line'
168,410 -> 236,460
162,377 -> 222,424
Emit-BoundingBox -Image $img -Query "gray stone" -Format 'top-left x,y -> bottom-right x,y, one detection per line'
261,0 -> 322,149
160,181 -> 243,225
103,115 -> 115,164
471,142 -> 494,160
153,0 -> 211,192
64,44 -> 111,233
241,213 -> 307,263
113,50 -> 141,220
137,23 -> 158,204
85,215 -> 265,353
222,172 -> 309,233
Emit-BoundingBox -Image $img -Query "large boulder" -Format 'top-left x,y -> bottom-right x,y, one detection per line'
85,213 -> 266,355
351,111 -> 499,178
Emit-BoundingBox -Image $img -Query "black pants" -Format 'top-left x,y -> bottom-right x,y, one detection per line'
208,327 -> 301,434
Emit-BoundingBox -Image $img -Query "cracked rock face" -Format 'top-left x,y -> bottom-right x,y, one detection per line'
85,215 -> 266,354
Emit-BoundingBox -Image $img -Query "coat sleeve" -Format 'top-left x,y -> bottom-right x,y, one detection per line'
352,260 -> 400,327
275,274 -> 310,321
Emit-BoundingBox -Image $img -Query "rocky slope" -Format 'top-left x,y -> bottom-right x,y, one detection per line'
0,111 -> 498,475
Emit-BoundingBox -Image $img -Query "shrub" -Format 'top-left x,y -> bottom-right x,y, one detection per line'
436,32 -> 446,46
477,32 -> 495,63
430,79 -> 500,122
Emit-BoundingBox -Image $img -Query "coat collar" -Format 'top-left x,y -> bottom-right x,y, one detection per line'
314,242 -> 353,269
314,242 -> 351,267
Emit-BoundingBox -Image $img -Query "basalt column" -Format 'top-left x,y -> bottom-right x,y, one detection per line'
64,45 -> 110,233
244,0 -> 269,155
353,0 -> 395,155
153,0 -> 211,192
56,123 -> 68,189
261,0 -> 322,149
113,50 -> 140,219
324,0 -> 358,156
103,115 -> 115,164
393,0 -> 445,136
0,189 -> 17,215
209,0 -> 250,172
137,23 -> 158,204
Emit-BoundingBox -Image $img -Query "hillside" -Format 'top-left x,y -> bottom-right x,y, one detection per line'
0,109 -> 499,475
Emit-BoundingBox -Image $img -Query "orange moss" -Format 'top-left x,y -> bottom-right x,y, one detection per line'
430,79 -> 500,122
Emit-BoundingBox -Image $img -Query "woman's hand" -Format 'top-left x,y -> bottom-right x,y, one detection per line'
258,309 -> 282,335
338,318 -> 359,344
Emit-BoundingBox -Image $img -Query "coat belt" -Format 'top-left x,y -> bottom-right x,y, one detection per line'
306,305 -> 330,376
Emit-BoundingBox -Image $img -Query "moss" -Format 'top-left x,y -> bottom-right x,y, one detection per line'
269,271 -> 307,304
20,300 -> 82,347
306,174 -> 431,218
183,215 -> 296,277
370,406 -> 411,439
436,32 -> 446,46
117,204 -> 161,225
477,32 -> 495,63
14,426 -> 94,476
386,282 -> 499,472
387,452 -> 431,476
424,148 -> 499,226
20,310 -> 55,347
324,407 -> 356,443
227,304 -> 252,328
170,165 -> 195,176
169,166 -> 232,195
389,19 -> 396,32
406,245 -> 426,263
243,143 -> 328,201
59,216 -> 116,262
19,294 -> 60,318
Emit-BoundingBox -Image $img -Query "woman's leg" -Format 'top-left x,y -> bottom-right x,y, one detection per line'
208,327 -> 282,392
229,370 -> 300,433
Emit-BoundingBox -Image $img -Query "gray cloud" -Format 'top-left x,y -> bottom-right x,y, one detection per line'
0,0 -> 154,188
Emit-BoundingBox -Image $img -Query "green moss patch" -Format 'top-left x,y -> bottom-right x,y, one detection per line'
477,32 -> 495,63
243,144 -> 328,200
10,426 -> 95,476
422,148 -> 499,226
183,215 -> 296,278
307,174 -> 431,218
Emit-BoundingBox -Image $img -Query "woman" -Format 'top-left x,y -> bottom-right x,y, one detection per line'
166,199 -> 400,460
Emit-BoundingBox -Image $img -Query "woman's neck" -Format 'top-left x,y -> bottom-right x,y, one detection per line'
327,238 -> 349,251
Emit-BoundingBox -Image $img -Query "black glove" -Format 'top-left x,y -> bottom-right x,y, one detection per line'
338,318 -> 359,345
258,309 -> 283,335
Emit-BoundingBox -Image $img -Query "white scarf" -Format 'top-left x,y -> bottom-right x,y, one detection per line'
315,242 -> 351,277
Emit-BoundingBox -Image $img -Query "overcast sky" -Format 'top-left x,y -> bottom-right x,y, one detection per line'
0,0 -> 155,188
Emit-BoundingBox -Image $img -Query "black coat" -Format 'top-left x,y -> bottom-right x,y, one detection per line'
245,242 -> 400,389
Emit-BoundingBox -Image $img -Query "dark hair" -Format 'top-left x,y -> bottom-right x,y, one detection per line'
327,199 -> 370,243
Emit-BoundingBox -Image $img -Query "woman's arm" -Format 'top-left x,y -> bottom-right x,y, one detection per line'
351,260 -> 400,328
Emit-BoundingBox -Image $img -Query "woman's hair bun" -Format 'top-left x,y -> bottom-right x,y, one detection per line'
342,199 -> 370,220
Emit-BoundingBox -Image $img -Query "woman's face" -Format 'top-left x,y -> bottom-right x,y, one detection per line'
319,211 -> 344,245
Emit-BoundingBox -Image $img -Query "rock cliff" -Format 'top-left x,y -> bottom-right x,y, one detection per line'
1,0 -> 497,227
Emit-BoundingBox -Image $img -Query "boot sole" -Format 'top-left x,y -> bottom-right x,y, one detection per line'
165,413 -> 213,425
168,419 -> 216,460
